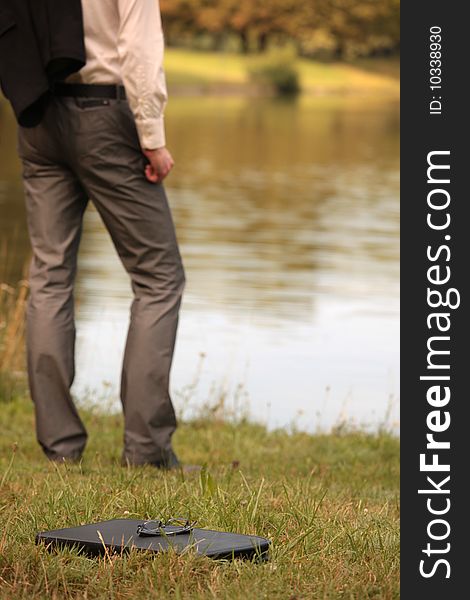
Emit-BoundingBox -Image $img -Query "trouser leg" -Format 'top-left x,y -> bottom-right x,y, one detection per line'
19,145 -> 89,460
75,101 -> 185,465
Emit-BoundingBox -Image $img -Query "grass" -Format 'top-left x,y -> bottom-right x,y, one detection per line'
0,394 -> 399,599
0,250 -> 28,402
163,48 -> 399,96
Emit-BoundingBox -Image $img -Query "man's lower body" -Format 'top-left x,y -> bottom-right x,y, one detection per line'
17,90 -> 185,466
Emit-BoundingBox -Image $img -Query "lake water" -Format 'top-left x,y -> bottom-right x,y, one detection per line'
0,94 -> 399,433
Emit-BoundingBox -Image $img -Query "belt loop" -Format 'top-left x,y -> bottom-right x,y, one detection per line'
116,84 -> 121,103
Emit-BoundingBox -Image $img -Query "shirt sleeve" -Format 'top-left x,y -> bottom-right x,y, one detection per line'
117,0 -> 168,149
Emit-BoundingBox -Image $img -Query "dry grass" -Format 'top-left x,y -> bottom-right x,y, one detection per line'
0,246 -> 28,401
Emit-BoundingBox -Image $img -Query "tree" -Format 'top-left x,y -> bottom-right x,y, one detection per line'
159,0 -> 400,58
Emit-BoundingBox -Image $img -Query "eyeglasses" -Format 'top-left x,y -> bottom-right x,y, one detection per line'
136,517 -> 197,537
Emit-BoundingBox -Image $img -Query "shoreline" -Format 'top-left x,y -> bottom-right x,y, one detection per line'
0,53 -> 400,110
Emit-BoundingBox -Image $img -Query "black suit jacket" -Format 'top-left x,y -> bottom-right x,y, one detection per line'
0,0 -> 86,126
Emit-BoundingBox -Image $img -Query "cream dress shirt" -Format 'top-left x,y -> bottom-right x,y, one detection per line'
66,0 -> 168,149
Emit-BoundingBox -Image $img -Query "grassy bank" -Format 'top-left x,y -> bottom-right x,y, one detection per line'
0,51 -> 399,110
0,397 -> 399,599
164,48 -> 399,96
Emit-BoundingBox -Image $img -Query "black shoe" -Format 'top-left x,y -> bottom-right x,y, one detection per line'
122,449 -> 201,472
47,452 -> 82,464
153,450 -> 201,473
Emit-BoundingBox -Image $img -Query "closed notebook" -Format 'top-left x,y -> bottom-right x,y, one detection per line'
36,519 -> 270,561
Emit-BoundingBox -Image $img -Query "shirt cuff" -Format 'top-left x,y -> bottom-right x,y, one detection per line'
135,115 -> 166,150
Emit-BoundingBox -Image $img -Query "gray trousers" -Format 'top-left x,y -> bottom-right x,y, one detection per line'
17,95 -> 185,465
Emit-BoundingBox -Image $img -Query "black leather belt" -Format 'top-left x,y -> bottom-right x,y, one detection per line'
52,82 -> 127,100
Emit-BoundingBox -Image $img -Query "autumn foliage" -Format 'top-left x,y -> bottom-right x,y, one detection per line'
160,0 -> 400,58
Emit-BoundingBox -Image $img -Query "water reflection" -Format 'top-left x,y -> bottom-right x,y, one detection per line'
0,95 -> 399,432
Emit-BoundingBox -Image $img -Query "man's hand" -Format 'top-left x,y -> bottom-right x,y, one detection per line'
142,147 -> 175,183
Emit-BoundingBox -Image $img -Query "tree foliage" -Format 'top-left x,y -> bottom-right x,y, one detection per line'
159,0 -> 400,58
